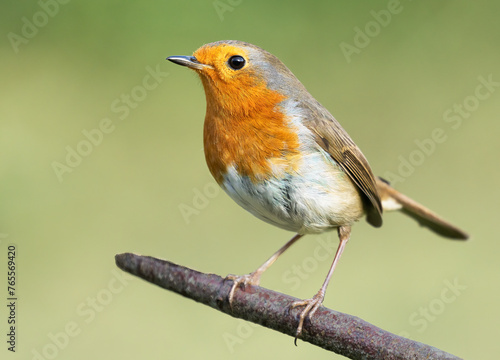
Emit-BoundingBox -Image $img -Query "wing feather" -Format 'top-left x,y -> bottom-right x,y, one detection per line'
301,107 -> 383,227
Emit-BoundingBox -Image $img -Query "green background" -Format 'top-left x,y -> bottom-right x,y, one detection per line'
1,0 -> 499,359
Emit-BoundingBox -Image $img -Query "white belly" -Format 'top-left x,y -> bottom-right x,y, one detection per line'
221,149 -> 364,235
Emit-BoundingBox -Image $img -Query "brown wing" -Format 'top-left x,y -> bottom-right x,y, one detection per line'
301,104 -> 383,227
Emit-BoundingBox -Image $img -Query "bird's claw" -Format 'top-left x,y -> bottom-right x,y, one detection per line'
225,272 -> 261,309
290,292 -> 324,344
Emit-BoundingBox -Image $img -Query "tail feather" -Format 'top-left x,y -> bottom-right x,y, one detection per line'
376,178 -> 469,240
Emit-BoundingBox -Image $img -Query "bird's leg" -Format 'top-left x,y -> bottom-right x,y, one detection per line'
291,225 -> 351,343
227,233 -> 303,307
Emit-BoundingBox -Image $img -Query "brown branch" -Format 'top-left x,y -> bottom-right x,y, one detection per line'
115,253 -> 462,360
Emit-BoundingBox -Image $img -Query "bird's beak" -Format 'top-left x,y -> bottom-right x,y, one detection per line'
166,56 -> 212,70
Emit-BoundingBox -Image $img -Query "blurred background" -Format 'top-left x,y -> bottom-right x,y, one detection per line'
1,0 -> 499,359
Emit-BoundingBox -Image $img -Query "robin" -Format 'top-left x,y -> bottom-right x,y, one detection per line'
167,40 -> 468,340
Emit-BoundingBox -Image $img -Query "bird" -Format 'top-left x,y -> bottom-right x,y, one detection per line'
167,40 -> 468,340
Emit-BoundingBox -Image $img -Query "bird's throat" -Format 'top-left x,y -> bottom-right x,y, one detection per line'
202,82 -> 301,184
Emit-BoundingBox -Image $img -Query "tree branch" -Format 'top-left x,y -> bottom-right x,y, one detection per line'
115,253 -> 462,360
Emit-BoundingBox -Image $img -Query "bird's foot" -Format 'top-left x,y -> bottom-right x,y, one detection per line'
290,291 -> 325,344
225,272 -> 261,309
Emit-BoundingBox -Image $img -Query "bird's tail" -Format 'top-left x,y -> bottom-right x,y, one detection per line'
376,177 -> 469,240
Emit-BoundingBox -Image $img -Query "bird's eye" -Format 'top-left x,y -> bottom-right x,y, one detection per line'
227,55 -> 246,70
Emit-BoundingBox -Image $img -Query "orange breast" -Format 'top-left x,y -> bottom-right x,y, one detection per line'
202,76 -> 301,184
